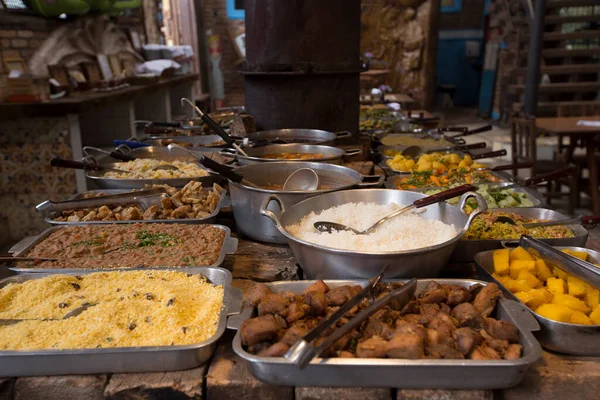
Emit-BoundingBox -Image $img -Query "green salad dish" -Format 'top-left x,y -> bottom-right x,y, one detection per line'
424,184 -> 535,210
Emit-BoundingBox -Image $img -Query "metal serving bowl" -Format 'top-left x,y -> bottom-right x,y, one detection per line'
259,189 -> 487,279
85,147 -> 221,189
219,144 -> 361,166
247,129 -> 351,146
475,247 -> 600,356
230,162 -> 384,244
451,207 -> 589,263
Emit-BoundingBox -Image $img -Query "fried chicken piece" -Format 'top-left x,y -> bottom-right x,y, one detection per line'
439,303 -> 452,315
470,345 -> 502,360
81,210 -> 98,221
142,205 -> 160,220
386,333 -> 424,359
161,197 -> 174,210
469,283 -> 485,300
241,315 -> 282,346
121,206 -> 142,220
363,319 -> 394,341
327,285 -> 355,306
394,320 -> 427,341
257,293 -> 290,317
171,205 -> 192,218
451,302 -> 484,329
339,351 -> 355,358
446,285 -> 471,307
245,283 -> 272,306
453,327 -> 482,355
484,317 -> 519,343
304,290 -> 328,316
473,283 -> 502,317
286,300 -> 311,324
278,291 -> 298,303
504,344 -> 523,360
428,312 -> 457,338
280,325 -> 308,346
356,336 -> 388,358
304,280 -> 329,294
257,342 -> 290,357
480,329 -> 509,354
421,288 -> 448,304
418,303 -> 441,325
402,314 -> 422,324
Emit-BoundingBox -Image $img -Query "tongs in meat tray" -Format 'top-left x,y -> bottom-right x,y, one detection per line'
285,268 -> 418,369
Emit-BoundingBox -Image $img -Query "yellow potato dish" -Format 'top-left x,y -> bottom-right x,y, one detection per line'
385,152 -> 487,173
492,247 -> 600,325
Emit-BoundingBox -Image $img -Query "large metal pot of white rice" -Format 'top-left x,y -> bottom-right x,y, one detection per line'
259,189 -> 487,279
230,162 -> 384,244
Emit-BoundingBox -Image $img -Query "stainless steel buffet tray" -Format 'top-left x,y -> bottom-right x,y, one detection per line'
7,224 -> 238,274
0,266 -> 242,377
44,188 -> 230,226
451,208 -> 589,263
475,247 -> 600,356
383,180 -> 542,208
230,279 -> 542,389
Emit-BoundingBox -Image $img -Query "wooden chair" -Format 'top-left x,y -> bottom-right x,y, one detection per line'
510,115 -> 579,213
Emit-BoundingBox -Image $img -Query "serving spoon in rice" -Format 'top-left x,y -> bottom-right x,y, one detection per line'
314,184 -> 475,235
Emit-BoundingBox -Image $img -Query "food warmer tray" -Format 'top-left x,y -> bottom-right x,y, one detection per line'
0,267 -> 242,377
373,132 -> 466,147
44,188 -> 230,226
7,224 -> 238,274
230,279 -> 542,389
475,247 -> 600,356
384,180 -> 542,208
451,208 -> 589,263
85,146 -> 224,190
141,134 -> 227,148
382,169 -> 513,189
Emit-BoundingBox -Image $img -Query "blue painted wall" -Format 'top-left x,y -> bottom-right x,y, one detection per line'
436,33 -> 484,107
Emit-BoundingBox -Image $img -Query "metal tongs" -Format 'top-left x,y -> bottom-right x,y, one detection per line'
520,235 -> 600,290
285,268 -> 418,369
36,188 -> 168,215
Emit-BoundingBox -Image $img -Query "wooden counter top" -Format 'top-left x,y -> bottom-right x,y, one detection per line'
0,74 -> 199,119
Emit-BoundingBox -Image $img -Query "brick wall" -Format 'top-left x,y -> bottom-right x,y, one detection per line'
0,13 -> 65,71
439,0 -> 485,31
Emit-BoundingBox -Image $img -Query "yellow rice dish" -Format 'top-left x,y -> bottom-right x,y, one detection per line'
0,270 -> 224,350
102,159 -> 209,179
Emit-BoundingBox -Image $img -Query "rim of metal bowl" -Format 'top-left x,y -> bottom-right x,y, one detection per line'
274,188 -> 480,256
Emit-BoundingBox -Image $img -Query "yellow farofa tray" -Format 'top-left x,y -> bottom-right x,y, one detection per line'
0,267 -> 242,376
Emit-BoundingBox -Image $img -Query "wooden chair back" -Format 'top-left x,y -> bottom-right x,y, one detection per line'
511,116 -> 537,177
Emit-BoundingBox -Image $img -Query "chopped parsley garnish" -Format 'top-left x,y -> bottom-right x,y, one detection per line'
136,231 -> 181,247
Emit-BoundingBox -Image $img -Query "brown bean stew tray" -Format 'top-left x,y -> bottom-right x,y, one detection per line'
8,224 -> 238,273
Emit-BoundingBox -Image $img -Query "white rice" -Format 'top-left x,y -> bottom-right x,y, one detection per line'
103,159 -> 209,179
285,202 -> 457,252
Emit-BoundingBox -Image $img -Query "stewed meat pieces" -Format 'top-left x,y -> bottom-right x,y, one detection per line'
242,281 -> 521,361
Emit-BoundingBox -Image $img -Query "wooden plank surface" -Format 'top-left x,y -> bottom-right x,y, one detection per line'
536,116 -> 600,135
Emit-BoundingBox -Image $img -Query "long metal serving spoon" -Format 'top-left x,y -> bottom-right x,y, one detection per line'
180,98 -> 249,156
314,184 -> 475,234
495,214 -> 600,229
0,303 -> 97,326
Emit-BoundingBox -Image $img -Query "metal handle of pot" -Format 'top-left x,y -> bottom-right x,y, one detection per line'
259,194 -> 285,229
357,174 -> 385,188
227,307 -> 253,330
334,131 -> 352,140
226,287 -> 244,317
519,235 -> 600,290
343,149 -> 362,157
457,191 -> 488,232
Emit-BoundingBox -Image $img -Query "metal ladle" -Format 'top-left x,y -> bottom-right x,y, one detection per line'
282,168 -> 319,191
314,184 -> 475,234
